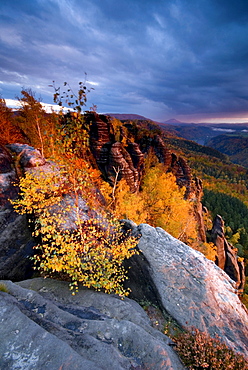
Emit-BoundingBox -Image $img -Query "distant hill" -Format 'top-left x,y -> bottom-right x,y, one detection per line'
105,113 -> 173,131
163,118 -> 183,124
105,113 -> 150,121
206,133 -> 248,168
158,122 -> 248,146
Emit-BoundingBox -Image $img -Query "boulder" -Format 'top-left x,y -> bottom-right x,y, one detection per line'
0,278 -> 185,370
7,143 -> 46,168
135,223 -> 248,359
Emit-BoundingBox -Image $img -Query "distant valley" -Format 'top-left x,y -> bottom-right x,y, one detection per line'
161,120 -> 248,168
160,119 -> 248,145
106,113 -> 248,168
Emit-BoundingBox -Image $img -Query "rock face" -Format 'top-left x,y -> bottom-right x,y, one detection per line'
86,112 -> 203,200
0,144 -> 46,281
87,113 -> 143,192
0,208 -> 35,280
86,113 -> 205,242
6,143 -> 46,168
0,278 -> 185,370
134,223 -> 248,359
0,144 -> 18,206
210,214 -> 245,294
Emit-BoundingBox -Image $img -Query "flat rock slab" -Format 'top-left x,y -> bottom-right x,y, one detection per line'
0,278 -> 185,370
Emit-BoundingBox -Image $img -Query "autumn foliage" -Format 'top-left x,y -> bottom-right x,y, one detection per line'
12,164 -> 137,296
4,84 -> 243,295
0,97 -> 24,145
114,163 -> 198,245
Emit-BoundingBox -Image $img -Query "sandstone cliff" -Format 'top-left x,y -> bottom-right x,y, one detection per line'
1,142 -> 248,367
210,214 -> 245,294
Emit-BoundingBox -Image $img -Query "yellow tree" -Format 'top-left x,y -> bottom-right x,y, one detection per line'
114,179 -> 147,224
113,163 -> 198,245
12,164 -> 138,296
141,165 -> 198,243
16,89 -> 47,156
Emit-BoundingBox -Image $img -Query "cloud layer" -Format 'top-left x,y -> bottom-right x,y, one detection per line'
0,0 -> 248,122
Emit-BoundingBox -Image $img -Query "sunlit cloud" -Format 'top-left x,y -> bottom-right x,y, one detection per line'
5,99 -> 72,113
88,81 -> 99,86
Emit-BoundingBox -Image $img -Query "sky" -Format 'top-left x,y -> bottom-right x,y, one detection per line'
0,0 -> 248,123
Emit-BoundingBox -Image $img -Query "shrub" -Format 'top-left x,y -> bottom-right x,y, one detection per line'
0,283 -> 8,293
172,327 -> 248,369
12,166 -> 138,296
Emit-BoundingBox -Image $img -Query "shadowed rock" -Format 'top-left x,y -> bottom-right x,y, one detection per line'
0,278 -> 185,370
0,145 -> 19,206
0,208 -> 35,280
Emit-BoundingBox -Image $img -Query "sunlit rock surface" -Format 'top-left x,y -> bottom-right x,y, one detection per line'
135,223 -> 248,359
6,143 -> 46,168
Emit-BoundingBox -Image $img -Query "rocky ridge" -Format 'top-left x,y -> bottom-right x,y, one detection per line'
86,112 -> 201,200
0,124 -> 248,367
0,116 -> 246,289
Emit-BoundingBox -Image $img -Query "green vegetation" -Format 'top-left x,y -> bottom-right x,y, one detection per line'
202,190 -> 248,253
0,283 -> 8,293
207,133 -> 248,168
160,132 -> 248,207
2,83 -> 248,302
162,130 -> 248,306
202,189 -> 248,305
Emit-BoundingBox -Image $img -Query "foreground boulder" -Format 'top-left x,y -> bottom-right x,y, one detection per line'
0,278 -> 185,370
135,224 -> 248,359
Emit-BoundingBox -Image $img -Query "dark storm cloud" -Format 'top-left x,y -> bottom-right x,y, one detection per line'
0,0 -> 248,121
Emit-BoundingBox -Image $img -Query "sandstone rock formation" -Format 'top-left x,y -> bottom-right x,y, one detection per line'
87,112 -> 143,192
1,138 -> 247,365
132,223 -> 248,359
6,143 -> 46,168
0,278 -> 185,370
0,208 -> 35,281
85,113 -> 205,242
210,214 -> 245,294
0,144 -> 46,281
